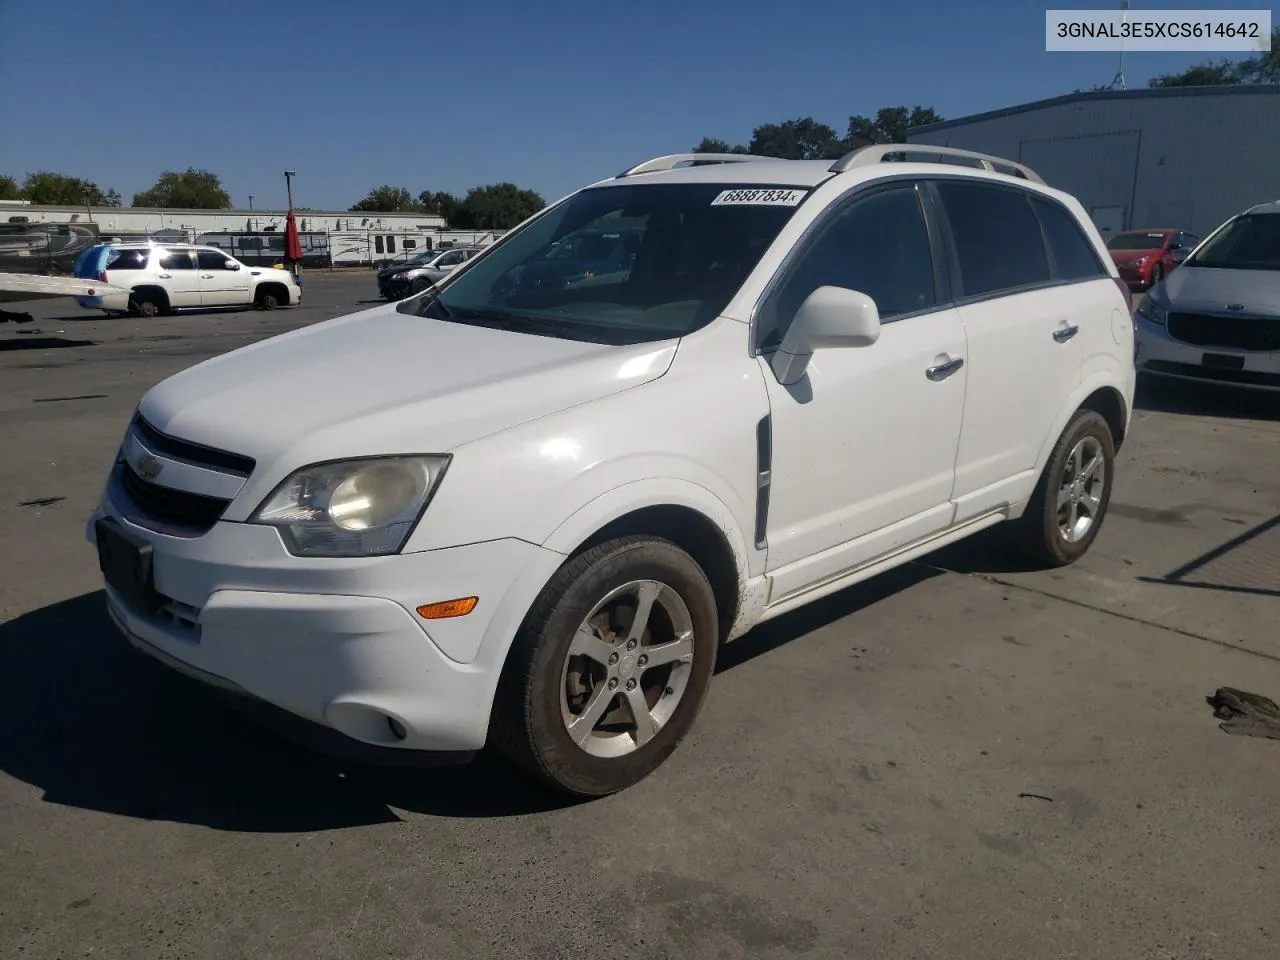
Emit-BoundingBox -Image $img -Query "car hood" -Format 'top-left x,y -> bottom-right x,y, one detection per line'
1157,265 -> 1280,316
1109,247 -> 1161,262
137,304 -> 678,474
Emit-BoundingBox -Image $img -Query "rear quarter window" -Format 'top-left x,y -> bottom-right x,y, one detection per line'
105,249 -> 149,271
1031,198 -> 1107,281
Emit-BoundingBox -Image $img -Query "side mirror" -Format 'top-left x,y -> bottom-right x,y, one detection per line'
771,286 -> 881,385
225,261 -> 241,270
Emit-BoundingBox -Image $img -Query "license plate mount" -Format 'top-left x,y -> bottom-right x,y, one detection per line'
1202,352 -> 1245,370
95,518 -> 160,614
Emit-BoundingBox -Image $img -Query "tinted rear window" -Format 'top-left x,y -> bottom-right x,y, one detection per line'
936,180 -> 1049,297
1032,198 -> 1106,281
105,249 -> 149,271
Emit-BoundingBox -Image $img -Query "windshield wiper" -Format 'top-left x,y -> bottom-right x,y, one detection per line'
448,306 -> 578,335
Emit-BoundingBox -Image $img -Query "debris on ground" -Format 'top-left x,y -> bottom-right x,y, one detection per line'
1207,687 -> 1280,740
19,496 -> 66,508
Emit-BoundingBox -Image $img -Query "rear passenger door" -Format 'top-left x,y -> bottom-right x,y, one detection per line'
931,179 -> 1090,523
154,248 -> 202,308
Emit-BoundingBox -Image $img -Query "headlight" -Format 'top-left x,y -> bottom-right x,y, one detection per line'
391,272 -> 407,281
250,455 -> 450,557
1136,299 -> 1168,326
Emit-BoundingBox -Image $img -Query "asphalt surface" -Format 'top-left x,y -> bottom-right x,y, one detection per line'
2,274 -> 1279,960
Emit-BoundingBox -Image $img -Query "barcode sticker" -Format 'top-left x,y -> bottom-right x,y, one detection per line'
710,188 -> 807,207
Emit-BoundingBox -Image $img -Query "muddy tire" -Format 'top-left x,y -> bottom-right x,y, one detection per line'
129,295 -> 162,319
1013,409 -> 1115,567
491,536 -> 719,797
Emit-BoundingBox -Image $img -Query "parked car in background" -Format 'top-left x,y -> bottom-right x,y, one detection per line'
74,242 -> 301,316
401,246 -> 483,297
378,246 -> 480,300
88,145 -> 1132,797
1107,228 -> 1200,291
1135,201 -> 1280,391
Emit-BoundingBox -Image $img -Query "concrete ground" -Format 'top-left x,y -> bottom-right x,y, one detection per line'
1,274 -> 1278,960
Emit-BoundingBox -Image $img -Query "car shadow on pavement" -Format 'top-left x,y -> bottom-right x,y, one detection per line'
0,592 -> 574,831
1135,376 -> 1280,421
3,539 -> 1026,831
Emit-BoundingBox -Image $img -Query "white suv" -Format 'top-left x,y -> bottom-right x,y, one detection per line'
88,146 -> 1134,796
75,242 -> 301,316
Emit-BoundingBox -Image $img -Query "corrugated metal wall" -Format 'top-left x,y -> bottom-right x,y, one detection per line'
906,89 -> 1280,239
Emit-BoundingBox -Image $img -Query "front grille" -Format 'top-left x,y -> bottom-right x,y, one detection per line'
121,464 -> 230,533
133,415 -> 255,475
1167,312 -> 1280,352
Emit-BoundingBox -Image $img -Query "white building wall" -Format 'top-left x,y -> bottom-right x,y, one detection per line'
0,203 -> 445,234
906,87 -> 1280,238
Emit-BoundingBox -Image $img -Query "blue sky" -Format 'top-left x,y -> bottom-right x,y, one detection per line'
0,0 -> 1263,211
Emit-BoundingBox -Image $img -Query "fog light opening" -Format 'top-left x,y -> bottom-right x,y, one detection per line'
387,716 -> 407,741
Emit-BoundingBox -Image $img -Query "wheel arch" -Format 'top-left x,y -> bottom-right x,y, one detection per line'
1034,377 -> 1131,480
541,479 -> 757,644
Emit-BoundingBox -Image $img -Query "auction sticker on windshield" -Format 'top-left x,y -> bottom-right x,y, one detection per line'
711,188 -> 807,207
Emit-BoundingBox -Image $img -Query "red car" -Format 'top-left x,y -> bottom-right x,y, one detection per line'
1106,228 -> 1201,290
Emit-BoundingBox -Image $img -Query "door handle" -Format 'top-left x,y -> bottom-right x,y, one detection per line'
925,356 -> 964,381
157,273 -> 172,279
1053,324 -> 1080,343
200,273 -> 214,279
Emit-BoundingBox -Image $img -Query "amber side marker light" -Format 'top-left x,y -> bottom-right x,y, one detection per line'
416,596 -> 479,619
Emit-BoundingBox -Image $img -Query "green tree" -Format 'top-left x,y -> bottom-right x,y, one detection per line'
350,185 -> 419,212
19,171 -> 105,205
1149,60 -> 1243,87
692,137 -> 748,154
103,188 -> 122,207
845,106 -> 944,147
0,175 -> 19,200
450,183 -> 545,229
747,118 -> 845,160
417,189 -> 462,221
133,169 -> 231,208
1149,32 -> 1280,86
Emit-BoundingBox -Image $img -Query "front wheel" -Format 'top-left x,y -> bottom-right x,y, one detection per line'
257,290 -> 280,310
492,536 -> 719,797
1013,409 -> 1115,567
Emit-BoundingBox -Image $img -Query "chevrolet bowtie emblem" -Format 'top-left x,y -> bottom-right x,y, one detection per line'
135,454 -> 163,481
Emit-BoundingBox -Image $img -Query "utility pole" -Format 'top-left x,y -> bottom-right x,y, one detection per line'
1112,0 -> 1130,90
248,195 -> 254,211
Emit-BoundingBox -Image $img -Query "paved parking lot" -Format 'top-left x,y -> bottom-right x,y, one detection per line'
2,273 -> 1279,960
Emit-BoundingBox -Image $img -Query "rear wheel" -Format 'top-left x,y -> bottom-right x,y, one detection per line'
492,536 -> 719,797
1013,409 -> 1115,567
129,294 -> 162,318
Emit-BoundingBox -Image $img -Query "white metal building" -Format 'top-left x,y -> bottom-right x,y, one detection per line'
905,85 -> 1280,239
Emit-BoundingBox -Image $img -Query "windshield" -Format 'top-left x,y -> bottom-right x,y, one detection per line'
397,182 -> 809,344
1107,231 -> 1167,251
404,249 -> 444,267
1185,214 -> 1280,271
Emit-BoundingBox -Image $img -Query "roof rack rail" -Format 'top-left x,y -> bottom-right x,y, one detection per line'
617,153 -> 775,178
828,143 -> 1045,184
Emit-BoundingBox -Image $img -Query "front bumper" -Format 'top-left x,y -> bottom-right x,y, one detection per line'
87,495 -> 565,755
1134,313 -> 1280,392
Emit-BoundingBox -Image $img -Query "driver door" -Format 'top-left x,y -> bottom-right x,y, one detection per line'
197,249 -> 251,306
758,181 -> 968,599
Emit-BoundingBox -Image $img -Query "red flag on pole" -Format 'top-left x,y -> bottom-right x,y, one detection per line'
283,211 -> 303,262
